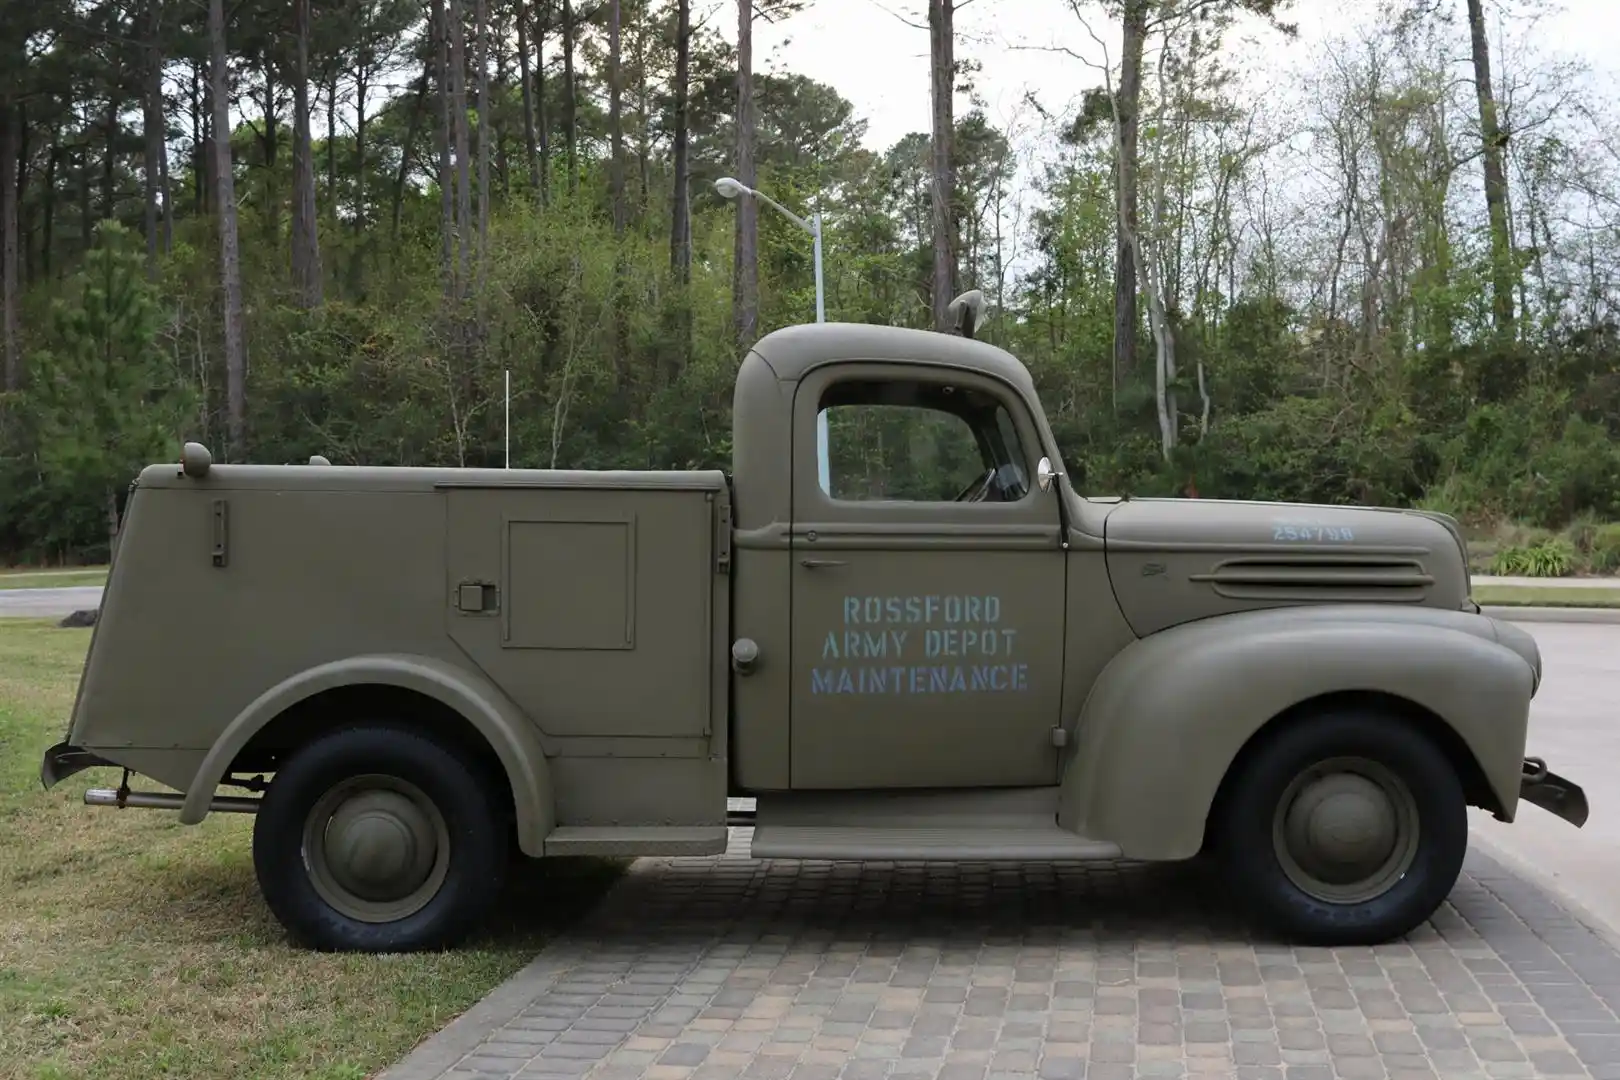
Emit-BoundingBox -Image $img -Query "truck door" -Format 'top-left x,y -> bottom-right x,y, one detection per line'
788,362 -> 1066,789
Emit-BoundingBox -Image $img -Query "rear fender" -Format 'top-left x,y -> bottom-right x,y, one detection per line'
1058,606 -> 1536,860
180,653 -> 556,854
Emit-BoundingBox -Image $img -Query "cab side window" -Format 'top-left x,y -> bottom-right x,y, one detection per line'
820,379 -> 1031,503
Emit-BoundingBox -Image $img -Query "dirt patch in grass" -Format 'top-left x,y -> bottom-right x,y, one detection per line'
0,620 -> 624,1080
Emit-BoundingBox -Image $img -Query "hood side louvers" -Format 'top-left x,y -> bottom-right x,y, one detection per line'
1189,557 -> 1434,603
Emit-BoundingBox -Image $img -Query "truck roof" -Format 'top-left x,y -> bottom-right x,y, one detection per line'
746,321 -> 1038,393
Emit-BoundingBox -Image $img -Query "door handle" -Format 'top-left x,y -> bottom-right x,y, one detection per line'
799,558 -> 848,569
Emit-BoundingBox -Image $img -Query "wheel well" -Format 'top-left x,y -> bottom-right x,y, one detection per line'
227,684 -> 515,824
1202,689 -> 1502,851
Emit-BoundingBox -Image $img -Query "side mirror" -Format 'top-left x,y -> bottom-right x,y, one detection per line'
1037,456 -> 1064,492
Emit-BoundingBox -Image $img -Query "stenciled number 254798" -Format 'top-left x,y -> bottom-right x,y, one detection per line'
1272,523 -> 1355,542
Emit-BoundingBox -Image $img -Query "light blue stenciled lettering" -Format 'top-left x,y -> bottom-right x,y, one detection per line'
815,594 -> 1025,695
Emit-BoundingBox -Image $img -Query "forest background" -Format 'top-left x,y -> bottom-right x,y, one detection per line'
2,0 -> 1619,575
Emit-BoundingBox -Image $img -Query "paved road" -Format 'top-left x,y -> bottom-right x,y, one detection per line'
1470,623 -> 1620,946
380,623 -> 1620,1080
0,585 -> 103,618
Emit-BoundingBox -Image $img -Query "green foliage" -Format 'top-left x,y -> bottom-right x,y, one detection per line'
3,223 -> 196,562
1490,537 -> 1575,578
1588,524 -> 1620,574
5,0 -> 1620,570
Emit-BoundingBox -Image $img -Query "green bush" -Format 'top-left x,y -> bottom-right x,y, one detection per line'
1589,524 -> 1620,575
1490,537 -> 1576,578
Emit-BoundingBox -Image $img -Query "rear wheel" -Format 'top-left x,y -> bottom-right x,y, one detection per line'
252,724 -> 508,952
1213,709 -> 1467,945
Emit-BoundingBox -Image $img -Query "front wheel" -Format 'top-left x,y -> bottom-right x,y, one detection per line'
252,724 -> 509,952
1212,709 -> 1468,945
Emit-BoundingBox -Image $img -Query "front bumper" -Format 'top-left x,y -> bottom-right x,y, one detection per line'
1520,756 -> 1589,827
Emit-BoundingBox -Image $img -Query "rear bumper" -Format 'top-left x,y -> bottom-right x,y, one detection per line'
39,742 -> 117,789
1520,756 -> 1589,827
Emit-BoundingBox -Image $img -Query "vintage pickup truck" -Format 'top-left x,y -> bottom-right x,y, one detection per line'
41,299 -> 1588,953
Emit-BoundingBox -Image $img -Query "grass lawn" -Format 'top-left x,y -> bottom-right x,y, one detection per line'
0,568 -> 109,591
1473,583 -> 1620,608
0,619 -> 624,1080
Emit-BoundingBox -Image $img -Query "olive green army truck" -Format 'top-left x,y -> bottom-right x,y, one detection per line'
42,306 -> 1589,953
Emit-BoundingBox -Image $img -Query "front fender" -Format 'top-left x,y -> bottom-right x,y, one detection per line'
179,653 -> 556,854
1058,605 -> 1536,860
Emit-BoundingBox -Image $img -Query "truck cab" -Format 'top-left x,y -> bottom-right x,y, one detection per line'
728,321 -> 1090,795
41,315 -> 1588,955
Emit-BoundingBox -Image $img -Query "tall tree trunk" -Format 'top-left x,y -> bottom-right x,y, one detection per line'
292,0 -> 324,308
1466,0 -> 1514,335
635,11 -> 650,213
475,0 -> 489,290
536,2 -> 550,206
260,66 -> 277,241
209,0 -> 248,457
517,0 -> 540,194
103,85 -> 121,224
493,6 -> 509,197
1,100 -> 18,391
351,61 -> 369,294
669,0 -> 691,281
928,0 -> 956,331
732,0 -> 758,348
325,72 -> 338,210
79,145 -> 92,252
1113,0 -> 1145,395
392,69 -> 429,244
562,0 -> 577,194
143,0 -> 167,279
609,0 -> 624,237
449,0 -> 472,291
433,0 -> 456,296
608,0 -> 628,385
191,62 -> 206,214
43,131 -> 58,278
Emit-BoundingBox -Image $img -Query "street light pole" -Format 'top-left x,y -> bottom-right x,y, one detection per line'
716,176 -> 830,492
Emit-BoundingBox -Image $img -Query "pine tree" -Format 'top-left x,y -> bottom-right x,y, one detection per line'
27,221 -> 196,551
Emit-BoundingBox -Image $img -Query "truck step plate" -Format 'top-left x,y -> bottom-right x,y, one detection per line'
748,825 -> 1123,862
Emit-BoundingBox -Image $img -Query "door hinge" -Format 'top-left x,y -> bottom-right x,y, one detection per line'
715,500 -> 733,574
210,499 -> 229,568
1050,726 -> 1069,749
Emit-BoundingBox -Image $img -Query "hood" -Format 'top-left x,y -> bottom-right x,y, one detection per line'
1100,497 -> 1472,637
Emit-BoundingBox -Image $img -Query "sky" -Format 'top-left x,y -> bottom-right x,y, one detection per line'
698,0 -> 1620,287
725,0 -> 1620,155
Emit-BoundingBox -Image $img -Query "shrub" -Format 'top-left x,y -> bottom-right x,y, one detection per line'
1589,524 -> 1620,575
1490,537 -> 1576,578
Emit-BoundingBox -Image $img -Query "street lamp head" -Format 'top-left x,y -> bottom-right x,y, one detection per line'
714,176 -> 750,199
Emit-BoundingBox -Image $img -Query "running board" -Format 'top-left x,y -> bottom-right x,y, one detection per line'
543,825 -> 729,857
748,824 -> 1121,861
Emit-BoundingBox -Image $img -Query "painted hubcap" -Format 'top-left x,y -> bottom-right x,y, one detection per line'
303,775 -> 451,923
1272,756 -> 1420,904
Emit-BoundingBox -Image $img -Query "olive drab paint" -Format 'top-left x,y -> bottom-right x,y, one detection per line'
40,316 -> 1588,954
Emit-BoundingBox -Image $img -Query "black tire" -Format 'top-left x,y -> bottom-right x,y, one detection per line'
1212,709 -> 1468,945
252,724 -> 509,952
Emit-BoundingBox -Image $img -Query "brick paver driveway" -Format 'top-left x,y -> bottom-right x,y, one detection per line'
381,824 -> 1620,1080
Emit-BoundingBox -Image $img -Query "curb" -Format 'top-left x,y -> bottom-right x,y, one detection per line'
374,954 -> 576,1080
1482,605 -> 1620,625
1466,826 -> 1620,956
